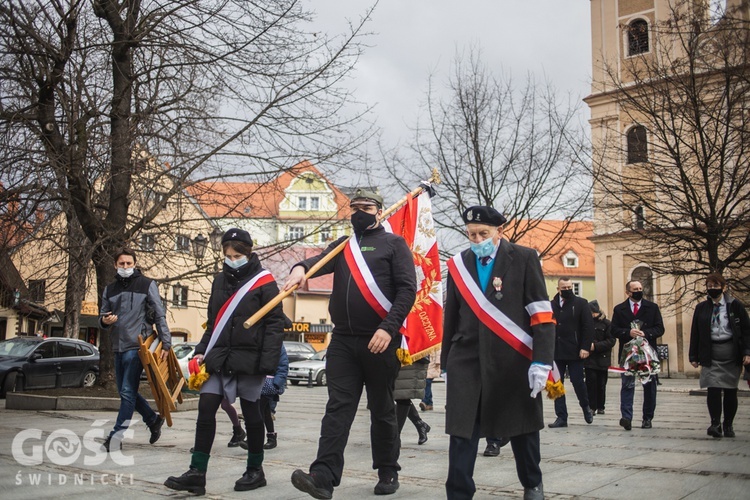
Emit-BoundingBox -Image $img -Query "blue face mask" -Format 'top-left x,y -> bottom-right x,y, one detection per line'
470,237 -> 496,259
225,256 -> 248,269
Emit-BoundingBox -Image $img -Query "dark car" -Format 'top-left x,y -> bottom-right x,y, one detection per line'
0,337 -> 100,397
283,341 -> 317,363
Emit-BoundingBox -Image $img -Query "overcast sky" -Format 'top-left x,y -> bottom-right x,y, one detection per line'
307,0 -> 593,145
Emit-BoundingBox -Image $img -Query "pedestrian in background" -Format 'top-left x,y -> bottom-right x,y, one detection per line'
394,358 -> 431,445
260,343 -> 289,449
420,349 -> 441,411
689,273 -> 750,438
584,300 -> 615,415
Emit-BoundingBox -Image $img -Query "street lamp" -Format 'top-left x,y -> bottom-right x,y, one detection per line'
209,227 -> 223,252
192,234 -> 207,259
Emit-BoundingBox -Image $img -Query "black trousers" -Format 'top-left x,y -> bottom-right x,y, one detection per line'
194,393 -> 264,455
585,367 -> 609,411
553,359 -> 590,420
446,420 -> 542,499
310,334 -> 402,487
396,400 -> 420,432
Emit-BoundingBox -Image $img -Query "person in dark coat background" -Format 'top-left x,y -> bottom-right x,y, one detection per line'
165,228 -> 285,495
442,206 -> 555,500
548,278 -> 595,428
584,300 -> 615,415
689,273 -> 750,438
611,280 -> 664,431
394,358 -> 431,445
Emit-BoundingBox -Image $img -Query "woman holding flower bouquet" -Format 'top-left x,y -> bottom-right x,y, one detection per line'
689,273 -> 750,438
164,228 -> 285,495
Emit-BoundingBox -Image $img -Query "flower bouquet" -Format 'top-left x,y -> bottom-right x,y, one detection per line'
619,325 -> 660,384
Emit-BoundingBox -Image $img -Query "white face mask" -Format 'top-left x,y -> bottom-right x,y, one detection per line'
117,267 -> 135,278
225,256 -> 248,269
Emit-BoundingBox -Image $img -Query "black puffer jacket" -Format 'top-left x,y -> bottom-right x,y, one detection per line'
393,359 -> 428,401
194,254 -> 285,376
584,315 -> 615,370
296,226 -> 417,338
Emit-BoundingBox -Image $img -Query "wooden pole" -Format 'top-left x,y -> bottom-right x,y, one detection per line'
242,170 -> 440,329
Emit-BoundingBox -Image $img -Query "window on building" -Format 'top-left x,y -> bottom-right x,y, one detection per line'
141,234 -> 156,252
172,285 -> 188,308
563,251 -> 579,268
627,125 -> 648,163
635,205 -> 645,229
310,197 -> 320,210
175,234 -> 191,253
286,226 -> 305,241
298,197 -> 307,210
320,227 -> 332,243
144,188 -> 166,205
627,19 -> 649,55
28,280 -> 46,303
572,281 -> 582,296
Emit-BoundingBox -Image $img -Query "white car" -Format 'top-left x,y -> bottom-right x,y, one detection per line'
173,342 -> 198,379
288,349 -> 327,386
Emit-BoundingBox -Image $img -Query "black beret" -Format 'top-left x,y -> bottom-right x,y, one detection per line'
462,206 -> 507,226
221,228 -> 253,247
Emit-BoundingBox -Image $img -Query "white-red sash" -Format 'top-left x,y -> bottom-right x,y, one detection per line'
343,238 -> 392,319
447,254 -> 560,381
204,270 -> 275,357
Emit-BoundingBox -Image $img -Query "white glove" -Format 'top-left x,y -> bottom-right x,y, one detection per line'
528,363 -> 552,398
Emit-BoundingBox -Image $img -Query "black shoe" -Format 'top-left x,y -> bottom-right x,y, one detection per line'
523,482 -> 544,500
548,418 -> 567,428
164,467 -> 206,496
228,425 -> 246,447
723,424 -> 735,438
374,474 -> 399,495
619,418 -> 632,431
416,420 -> 430,445
583,407 -> 594,424
263,432 -> 277,450
149,416 -> 165,445
641,419 -> 652,429
101,435 -> 121,452
707,424 -> 723,438
291,469 -> 333,499
597,409 -> 605,415
234,467 -> 266,491
483,442 -> 500,457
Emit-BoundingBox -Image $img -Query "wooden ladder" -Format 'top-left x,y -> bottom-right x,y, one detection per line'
138,333 -> 185,427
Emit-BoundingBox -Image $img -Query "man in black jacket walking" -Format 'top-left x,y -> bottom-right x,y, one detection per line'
611,280 -> 664,430
286,189 -> 417,499
548,278 -> 594,428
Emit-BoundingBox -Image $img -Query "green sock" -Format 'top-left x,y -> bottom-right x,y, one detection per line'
247,451 -> 263,469
190,451 -> 210,472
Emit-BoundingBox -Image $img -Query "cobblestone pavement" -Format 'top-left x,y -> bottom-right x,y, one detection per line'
0,378 -> 748,499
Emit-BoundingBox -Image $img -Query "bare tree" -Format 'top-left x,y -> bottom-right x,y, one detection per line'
0,0 -> 374,386
590,1 -> 750,303
382,46 -> 591,258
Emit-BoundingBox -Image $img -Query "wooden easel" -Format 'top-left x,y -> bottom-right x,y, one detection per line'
138,333 -> 184,426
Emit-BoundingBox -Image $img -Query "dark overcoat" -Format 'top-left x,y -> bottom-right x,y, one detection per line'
611,298 -> 664,360
688,295 -> 750,367
441,239 -> 555,439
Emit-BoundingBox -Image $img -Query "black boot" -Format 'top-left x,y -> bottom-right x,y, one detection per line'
228,425 -> 247,447
164,467 -> 206,495
263,432 -> 277,450
234,467 -> 266,491
415,420 -> 430,445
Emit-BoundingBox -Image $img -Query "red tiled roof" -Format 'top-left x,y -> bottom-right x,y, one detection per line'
187,160 -> 350,220
506,220 -> 594,277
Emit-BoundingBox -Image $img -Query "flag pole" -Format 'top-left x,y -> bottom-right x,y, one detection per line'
243,169 -> 441,329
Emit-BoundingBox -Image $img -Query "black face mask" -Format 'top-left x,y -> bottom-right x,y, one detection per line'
560,289 -> 575,300
351,211 -> 378,233
630,291 -> 643,302
707,288 -> 723,299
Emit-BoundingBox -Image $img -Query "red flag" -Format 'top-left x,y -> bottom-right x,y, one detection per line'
383,191 -> 443,361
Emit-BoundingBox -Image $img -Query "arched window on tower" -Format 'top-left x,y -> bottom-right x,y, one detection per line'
627,125 -> 648,164
627,19 -> 649,56
634,205 -> 645,229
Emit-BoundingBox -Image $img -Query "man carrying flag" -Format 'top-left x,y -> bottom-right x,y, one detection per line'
443,206 -> 555,500
285,188 -> 417,499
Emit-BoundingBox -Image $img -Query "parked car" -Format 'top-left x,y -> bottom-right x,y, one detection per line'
0,336 -> 99,397
173,342 -> 198,379
283,341 -> 317,363
288,349 -> 327,386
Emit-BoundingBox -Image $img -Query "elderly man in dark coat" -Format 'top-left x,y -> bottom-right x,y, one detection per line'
442,206 -> 556,500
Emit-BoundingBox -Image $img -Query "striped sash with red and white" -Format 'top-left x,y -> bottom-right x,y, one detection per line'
343,237 -> 393,319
